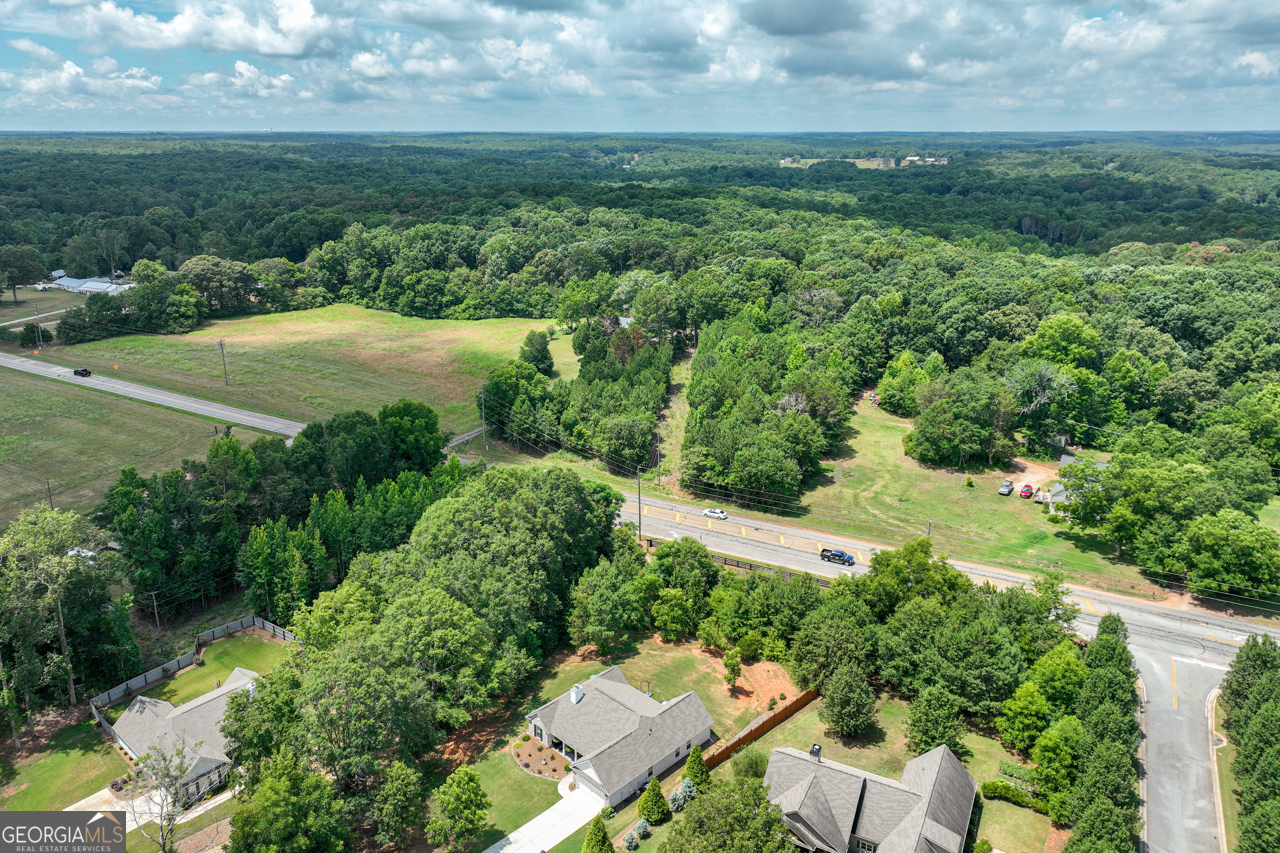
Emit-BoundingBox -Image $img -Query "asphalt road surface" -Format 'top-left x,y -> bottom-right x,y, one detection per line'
620,493 -> 1275,853
0,352 -> 308,437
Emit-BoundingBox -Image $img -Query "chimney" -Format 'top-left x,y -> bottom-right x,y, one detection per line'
570,684 -> 584,704
810,744 -> 822,762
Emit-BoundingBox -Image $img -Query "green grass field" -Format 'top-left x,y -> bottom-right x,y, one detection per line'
104,633 -> 290,723
0,720 -> 129,811
1215,699 -> 1241,851
715,697 -> 1052,853
0,287 -> 86,322
0,371 -> 268,524
801,405 -> 1144,591
37,306 -> 559,433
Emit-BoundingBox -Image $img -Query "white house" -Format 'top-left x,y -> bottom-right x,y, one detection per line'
526,667 -> 713,807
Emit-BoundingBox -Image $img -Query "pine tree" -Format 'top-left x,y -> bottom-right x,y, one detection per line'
581,815 -> 612,853
637,778 -> 671,824
682,742 -> 710,792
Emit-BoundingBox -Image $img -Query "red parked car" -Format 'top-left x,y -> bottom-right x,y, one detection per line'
1019,484 -> 1034,498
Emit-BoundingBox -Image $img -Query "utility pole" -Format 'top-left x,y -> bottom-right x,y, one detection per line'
46,480 -> 53,510
926,520 -> 932,536
481,391 -> 488,451
217,339 -> 228,386
637,467 -> 643,543
149,591 -> 162,635
34,311 -> 43,349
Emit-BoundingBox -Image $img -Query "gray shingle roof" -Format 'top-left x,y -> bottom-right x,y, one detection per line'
113,667 -> 258,782
764,746 -> 976,853
528,666 -> 713,796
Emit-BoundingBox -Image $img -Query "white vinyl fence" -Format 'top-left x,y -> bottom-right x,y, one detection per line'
89,616 -> 293,739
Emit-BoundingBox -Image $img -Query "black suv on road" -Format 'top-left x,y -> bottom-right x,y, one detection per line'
73,368 -> 92,377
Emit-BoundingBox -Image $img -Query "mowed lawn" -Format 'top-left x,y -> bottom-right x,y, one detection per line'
104,633 -> 290,723
717,697 -> 1052,853
471,637 -> 761,850
0,371 -> 268,524
37,306 -> 559,433
0,286 -> 86,320
0,720 -> 129,812
801,405 -> 1148,591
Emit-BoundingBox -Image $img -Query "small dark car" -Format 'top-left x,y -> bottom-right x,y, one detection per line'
998,480 -> 1014,495
73,368 -> 92,377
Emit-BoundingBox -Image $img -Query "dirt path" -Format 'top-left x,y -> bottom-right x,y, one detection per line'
1009,458 -> 1060,490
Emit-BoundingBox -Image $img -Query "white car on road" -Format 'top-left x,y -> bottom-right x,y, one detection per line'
702,508 -> 728,520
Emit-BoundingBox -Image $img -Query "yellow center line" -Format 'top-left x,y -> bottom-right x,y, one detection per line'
857,551 -> 866,563
740,526 -> 746,535
779,535 -> 785,545
1205,635 -> 1244,646
1172,659 -> 1178,709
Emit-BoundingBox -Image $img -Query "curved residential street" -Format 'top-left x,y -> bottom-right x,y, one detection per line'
620,494 -> 1269,853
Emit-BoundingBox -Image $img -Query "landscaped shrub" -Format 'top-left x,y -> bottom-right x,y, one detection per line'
635,818 -> 650,839
522,733 -> 531,742
637,779 -> 671,823
980,780 -> 1048,815
669,786 -> 687,813
670,778 -> 697,812
767,696 -> 777,711
681,743 -> 710,792
625,831 -> 639,851
600,806 -> 615,820
732,745 -> 769,779
974,840 -> 993,853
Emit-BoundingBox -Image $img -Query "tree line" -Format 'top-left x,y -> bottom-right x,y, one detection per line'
1220,634 -> 1280,853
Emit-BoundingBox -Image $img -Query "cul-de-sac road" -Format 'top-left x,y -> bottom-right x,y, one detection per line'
619,494 -> 1274,853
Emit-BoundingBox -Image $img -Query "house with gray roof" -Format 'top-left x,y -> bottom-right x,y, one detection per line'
764,745 -> 977,853
111,667 -> 257,805
526,666 -> 713,807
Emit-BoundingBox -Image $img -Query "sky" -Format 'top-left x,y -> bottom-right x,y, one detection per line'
0,0 -> 1278,131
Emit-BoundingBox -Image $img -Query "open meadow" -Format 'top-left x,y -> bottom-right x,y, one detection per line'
35,306 -> 563,433
0,287 -> 86,323
0,371 -> 268,524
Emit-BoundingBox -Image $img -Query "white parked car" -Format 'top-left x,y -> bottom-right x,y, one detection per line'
702,508 -> 728,520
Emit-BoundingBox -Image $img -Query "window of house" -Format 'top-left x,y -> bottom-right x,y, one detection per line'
534,725 -> 543,741
857,841 -> 876,853
648,767 -> 654,777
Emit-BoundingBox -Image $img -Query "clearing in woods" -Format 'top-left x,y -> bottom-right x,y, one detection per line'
0,371 -> 268,524
35,306 -> 562,433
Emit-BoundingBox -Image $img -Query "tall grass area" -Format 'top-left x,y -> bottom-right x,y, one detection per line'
0,371 -> 267,524
38,307 -> 560,432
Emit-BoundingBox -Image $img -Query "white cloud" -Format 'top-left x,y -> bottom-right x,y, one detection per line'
0,0 -> 1278,125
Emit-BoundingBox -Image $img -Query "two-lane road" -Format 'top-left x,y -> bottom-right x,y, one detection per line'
0,352 -> 308,436
620,493 -> 1272,853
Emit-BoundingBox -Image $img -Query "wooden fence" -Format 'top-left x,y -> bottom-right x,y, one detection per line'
703,689 -> 819,771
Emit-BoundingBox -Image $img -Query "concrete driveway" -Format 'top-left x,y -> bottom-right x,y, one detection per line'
482,776 -> 605,853
64,786 -> 165,832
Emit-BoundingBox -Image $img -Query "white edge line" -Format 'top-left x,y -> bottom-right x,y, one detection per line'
1207,686 -> 1229,853
1172,656 -> 1230,671
1136,676 -> 1149,852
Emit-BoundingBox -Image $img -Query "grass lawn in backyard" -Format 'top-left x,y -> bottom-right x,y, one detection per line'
714,696 -> 1052,853
0,371 -> 268,524
1215,699 -> 1241,851
36,306 -> 560,433
470,636 -> 785,850
0,719 -> 129,811
104,633 -> 289,723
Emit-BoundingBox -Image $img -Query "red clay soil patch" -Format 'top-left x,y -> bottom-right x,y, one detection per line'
1044,826 -> 1071,853
741,660 -> 797,711
438,712 -> 511,768
0,705 -> 91,765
